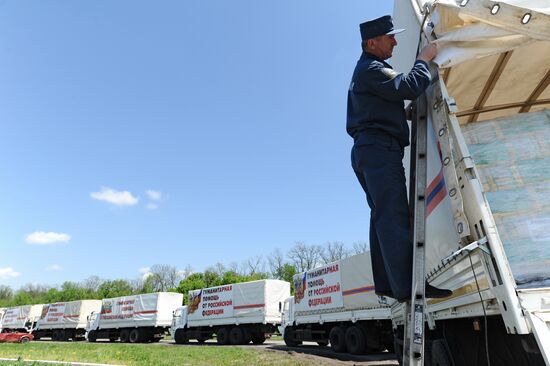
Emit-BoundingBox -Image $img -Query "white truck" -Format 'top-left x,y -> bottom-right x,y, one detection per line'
86,292 -> 183,343
32,300 -> 102,341
0,304 -> 44,333
389,1 -> 550,365
170,279 -> 290,345
280,252 -> 394,355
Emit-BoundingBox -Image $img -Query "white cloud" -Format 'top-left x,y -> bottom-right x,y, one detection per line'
139,267 -> 152,280
146,190 -> 162,201
26,231 -> 71,245
90,187 -> 139,206
146,203 -> 159,210
46,264 -> 63,271
0,267 -> 21,279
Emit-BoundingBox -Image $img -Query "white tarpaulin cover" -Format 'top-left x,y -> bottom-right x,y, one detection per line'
187,279 -> 289,323
393,0 -> 550,286
98,292 -> 183,329
293,252 -> 389,315
0,304 -> 44,330
36,300 -> 102,330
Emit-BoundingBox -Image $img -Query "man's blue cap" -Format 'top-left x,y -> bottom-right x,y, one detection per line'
360,15 -> 405,41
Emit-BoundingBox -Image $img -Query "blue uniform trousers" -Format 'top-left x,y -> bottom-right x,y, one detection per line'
351,130 -> 412,299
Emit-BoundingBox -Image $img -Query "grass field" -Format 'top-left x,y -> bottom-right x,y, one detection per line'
0,342 -> 321,366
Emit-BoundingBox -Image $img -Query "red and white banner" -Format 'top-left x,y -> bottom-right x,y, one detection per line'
293,262 -> 343,312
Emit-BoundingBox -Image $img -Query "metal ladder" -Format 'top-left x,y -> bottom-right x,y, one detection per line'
402,89 -> 429,366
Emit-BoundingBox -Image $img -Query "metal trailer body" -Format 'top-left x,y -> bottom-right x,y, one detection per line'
0,305 -> 44,333
170,279 -> 290,345
280,252 -> 394,355
33,300 -> 102,341
86,292 -> 183,343
390,1 -> 550,365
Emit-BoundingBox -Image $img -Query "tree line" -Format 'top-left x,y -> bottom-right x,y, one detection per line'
0,241 -> 368,307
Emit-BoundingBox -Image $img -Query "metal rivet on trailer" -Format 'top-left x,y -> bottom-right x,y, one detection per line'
438,128 -> 446,136
460,0 -> 469,6
521,13 -> 531,24
457,223 -> 464,234
443,157 -> 451,165
449,188 -> 457,197
490,4 -> 500,15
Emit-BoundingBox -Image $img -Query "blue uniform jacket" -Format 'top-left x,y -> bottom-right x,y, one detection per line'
346,52 -> 431,147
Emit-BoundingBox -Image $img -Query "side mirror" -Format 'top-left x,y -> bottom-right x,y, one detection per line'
278,302 -> 282,312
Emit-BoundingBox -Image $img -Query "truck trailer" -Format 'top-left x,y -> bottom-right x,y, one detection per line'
389,1 -> 550,365
86,292 -> 183,343
33,300 -> 102,341
170,279 -> 290,345
0,304 -> 44,333
280,252 -> 394,355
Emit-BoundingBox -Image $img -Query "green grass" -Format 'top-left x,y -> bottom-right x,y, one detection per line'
0,342 -> 321,366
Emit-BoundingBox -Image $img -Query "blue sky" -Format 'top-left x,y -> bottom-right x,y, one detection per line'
0,0 -> 393,289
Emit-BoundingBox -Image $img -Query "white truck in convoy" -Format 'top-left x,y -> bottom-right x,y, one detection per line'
32,300 -> 102,341
0,304 -> 44,333
86,292 -> 183,343
170,279 -> 290,345
388,0 -> 550,365
280,252 -> 394,355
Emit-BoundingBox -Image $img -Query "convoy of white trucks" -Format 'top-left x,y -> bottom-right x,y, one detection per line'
280,251 -> 394,355
170,279 -> 289,345
1,1 -> 549,366
85,292 -> 183,343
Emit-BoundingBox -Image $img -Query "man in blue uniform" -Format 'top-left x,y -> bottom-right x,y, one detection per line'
347,15 -> 452,302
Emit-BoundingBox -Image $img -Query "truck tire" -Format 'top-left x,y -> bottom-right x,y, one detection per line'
430,339 -> 452,366
345,325 -> 367,355
217,327 -> 230,345
229,327 -> 244,345
120,329 -> 130,343
317,341 -> 329,347
174,329 -> 189,344
329,326 -> 347,353
251,332 -> 266,345
87,331 -> 97,342
129,329 -> 141,343
283,327 -> 301,347
52,330 -> 60,342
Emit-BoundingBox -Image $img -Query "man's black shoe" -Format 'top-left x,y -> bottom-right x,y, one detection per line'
375,290 -> 394,298
425,283 -> 453,299
392,283 -> 453,303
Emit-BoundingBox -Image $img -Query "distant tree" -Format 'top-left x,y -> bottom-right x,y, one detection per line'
287,242 -> 323,272
81,276 -> 103,294
147,264 -> 183,292
0,285 -> 13,301
321,241 -> 349,264
97,280 -> 133,298
245,255 -> 264,276
267,248 -> 285,279
352,241 -> 369,255
203,270 -> 221,288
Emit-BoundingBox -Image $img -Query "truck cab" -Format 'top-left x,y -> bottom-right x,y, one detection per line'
279,296 -> 294,336
170,306 -> 188,341
85,312 -> 100,334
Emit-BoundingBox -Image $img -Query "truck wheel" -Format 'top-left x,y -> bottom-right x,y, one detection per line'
283,327 -> 301,347
217,327 -> 229,345
329,326 -> 347,353
129,329 -> 141,343
317,341 -> 329,347
87,331 -> 97,342
345,325 -> 367,355
229,327 -> 244,345
120,329 -> 130,343
52,330 -> 60,342
174,329 -> 189,344
430,339 -> 452,366
251,332 -> 266,345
